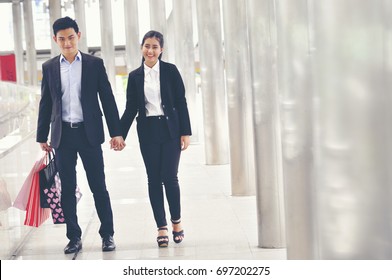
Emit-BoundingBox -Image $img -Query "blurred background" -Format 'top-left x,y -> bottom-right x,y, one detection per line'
0,0 -> 391,260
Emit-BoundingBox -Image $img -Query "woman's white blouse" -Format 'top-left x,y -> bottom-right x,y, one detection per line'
144,60 -> 164,117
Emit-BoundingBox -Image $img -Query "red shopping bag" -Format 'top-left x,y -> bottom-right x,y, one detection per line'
13,154 -> 46,211
24,163 -> 51,227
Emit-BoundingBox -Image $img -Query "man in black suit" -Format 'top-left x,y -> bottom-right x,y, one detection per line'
36,16 -> 125,254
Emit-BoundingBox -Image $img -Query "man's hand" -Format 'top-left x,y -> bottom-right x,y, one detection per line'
40,142 -> 52,152
110,136 -> 126,151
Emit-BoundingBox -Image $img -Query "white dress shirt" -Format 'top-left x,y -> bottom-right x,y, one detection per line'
60,51 -> 83,123
144,60 -> 164,117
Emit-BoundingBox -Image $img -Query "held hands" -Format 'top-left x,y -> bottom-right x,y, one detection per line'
110,136 -> 126,151
181,135 -> 190,151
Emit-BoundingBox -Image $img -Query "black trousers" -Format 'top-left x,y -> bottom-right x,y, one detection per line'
139,117 -> 182,228
55,124 -> 114,241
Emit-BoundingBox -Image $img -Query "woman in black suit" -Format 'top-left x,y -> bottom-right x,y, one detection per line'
120,31 -> 192,247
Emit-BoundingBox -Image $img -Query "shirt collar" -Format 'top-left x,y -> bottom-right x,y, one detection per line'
144,60 -> 160,74
60,51 -> 82,63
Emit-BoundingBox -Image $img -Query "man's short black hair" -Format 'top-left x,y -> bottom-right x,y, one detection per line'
53,16 -> 79,36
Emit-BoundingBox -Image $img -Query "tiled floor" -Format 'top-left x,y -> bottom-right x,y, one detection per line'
0,113 -> 287,261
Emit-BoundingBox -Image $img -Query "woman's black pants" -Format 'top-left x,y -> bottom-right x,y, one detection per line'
139,116 -> 182,228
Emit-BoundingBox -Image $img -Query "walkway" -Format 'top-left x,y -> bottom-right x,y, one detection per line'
0,96 -> 286,260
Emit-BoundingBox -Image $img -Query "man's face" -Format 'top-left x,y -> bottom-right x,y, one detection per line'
53,28 -> 80,58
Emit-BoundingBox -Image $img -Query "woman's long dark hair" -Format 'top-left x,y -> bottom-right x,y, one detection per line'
141,30 -> 164,63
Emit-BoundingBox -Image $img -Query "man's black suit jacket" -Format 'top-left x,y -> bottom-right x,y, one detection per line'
36,52 -> 122,148
120,60 -> 192,142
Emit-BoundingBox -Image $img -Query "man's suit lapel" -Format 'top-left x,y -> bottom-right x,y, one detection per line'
52,57 -> 62,97
81,52 -> 89,97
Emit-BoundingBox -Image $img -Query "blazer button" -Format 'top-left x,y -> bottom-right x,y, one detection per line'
166,116 -> 169,120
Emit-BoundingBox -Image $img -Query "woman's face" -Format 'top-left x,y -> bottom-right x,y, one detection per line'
142,37 -> 163,67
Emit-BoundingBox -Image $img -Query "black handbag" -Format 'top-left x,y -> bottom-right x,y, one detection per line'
39,151 -> 57,208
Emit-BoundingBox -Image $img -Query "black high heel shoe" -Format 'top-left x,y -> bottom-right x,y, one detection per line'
171,219 -> 184,244
157,227 -> 169,247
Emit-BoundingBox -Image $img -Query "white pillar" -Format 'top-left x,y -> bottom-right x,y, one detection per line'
99,0 -> 116,93
247,0 -> 286,248
49,0 -> 61,57
23,0 -> 37,86
313,0 -> 392,259
12,0 -> 24,84
195,0 -> 229,164
124,0 -> 140,72
222,0 -> 256,196
149,0 -> 168,61
276,0 -> 315,259
172,0 -> 199,143
73,0 -> 88,53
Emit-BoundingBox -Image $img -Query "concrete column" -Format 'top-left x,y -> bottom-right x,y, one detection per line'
124,0 -> 140,72
12,0 -> 24,85
165,11 -> 175,63
276,0 -> 315,259
22,0 -> 37,86
149,0 -> 168,61
313,0 -> 392,259
172,0 -> 199,143
149,0 -> 166,32
195,0 -> 229,164
246,0 -> 286,248
73,0 -> 88,53
49,0 -> 61,57
222,0 -> 256,196
99,0 -> 116,93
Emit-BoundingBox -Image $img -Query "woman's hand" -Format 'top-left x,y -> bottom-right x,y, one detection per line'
180,135 -> 190,151
110,136 -> 126,151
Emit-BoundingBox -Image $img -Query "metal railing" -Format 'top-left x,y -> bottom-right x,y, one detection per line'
0,82 -> 39,159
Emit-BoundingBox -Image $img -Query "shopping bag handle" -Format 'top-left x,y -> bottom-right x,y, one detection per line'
45,150 -> 55,164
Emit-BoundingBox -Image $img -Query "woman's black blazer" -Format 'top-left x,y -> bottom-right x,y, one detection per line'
120,60 -> 192,142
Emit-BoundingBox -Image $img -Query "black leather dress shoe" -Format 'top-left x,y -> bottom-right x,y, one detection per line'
64,239 -> 82,254
102,236 -> 116,252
